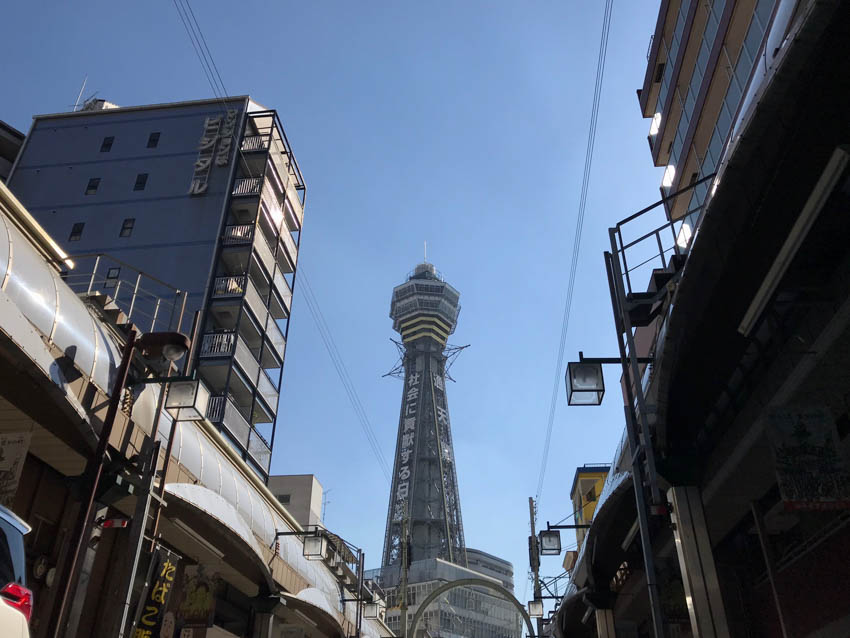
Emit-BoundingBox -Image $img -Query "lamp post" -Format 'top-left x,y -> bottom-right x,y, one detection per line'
272,529 -> 379,638
118,374 -> 212,638
49,329 -> 190,638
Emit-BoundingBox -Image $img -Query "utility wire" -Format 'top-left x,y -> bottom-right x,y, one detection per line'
169,1 -> 391,481
535,0 -> 615,505
298,272 -> 393,482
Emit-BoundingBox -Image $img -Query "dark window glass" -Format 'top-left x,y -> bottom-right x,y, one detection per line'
119,218 -> 135,238
134,173 -> 148,191
85,177 -> 100,195
105,267 -> 120,288
653,62 -> 665,83
147,132 -> 160,148
69,222 -> 84,241
278,494 -> 291,504
100,136 -> 114,152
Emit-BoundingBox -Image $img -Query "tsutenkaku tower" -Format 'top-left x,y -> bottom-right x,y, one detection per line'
381,262 -> 467,569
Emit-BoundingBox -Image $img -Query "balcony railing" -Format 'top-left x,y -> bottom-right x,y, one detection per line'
241,135 -> 270,152
207,395 -> 251,449
213,275 -> 246,298
232,177 -> 262,196
200,331 -> 236,357
248,430 -> 271,472
279,229 -> 298,268
222,224 -> 254,246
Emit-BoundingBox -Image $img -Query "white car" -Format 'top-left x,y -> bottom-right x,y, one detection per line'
0,505 -> 31,638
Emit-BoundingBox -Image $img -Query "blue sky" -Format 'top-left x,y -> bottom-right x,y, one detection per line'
3,0 -> 663,609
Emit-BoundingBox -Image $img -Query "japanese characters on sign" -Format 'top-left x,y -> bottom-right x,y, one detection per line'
189,109 -> 238,195
767,406 -> 850,510
216,109 -> 238,167
133,548 -> 179,638
394,369 -> 423,518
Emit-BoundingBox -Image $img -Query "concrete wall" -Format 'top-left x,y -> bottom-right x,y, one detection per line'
267,474 -> 323,528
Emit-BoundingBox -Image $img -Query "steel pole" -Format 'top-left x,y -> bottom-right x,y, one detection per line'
604,252 -> 666,638
49,328 -> 138,638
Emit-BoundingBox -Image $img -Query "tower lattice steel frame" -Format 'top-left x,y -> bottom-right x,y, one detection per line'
381,262 -> 467,569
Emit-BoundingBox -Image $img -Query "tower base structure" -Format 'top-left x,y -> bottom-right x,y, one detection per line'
366,557 -> 522,638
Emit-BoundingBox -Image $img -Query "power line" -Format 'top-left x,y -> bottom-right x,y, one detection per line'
535,0 -> 615,505
168,2 -> 391,481
298,272 -> 393,482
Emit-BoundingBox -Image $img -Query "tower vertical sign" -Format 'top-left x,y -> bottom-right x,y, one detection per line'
394,367 -> 422,519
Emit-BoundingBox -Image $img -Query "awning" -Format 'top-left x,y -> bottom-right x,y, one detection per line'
280,589 -> 345,638
163,482 -> 274,593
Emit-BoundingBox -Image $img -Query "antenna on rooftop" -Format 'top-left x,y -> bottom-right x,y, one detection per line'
424,240 -> 427,262
73,75 -> 88,112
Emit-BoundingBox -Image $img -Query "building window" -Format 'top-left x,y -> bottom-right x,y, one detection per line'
119,218 -> 135,238
69,222 -> 84,242
100,136 -> 114,152
134,173 -> 148,191
277,494 -> 291,504
105,267 -> 120,288
85,178 -> 100,195
147,132 -> 160,148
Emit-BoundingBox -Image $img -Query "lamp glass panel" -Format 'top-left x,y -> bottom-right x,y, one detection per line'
528,600 -> 544,618
539,530 -> 562,555
566,362 -> 605,406
166,381 -> 198,410
303,535 -> 327,560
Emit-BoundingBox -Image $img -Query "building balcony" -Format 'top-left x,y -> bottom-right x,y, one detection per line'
206,394 -> 271,474
222,223 -> 254,246
212,274 -> 246,298
241,134 -> 270,152
232,177 -> 263,197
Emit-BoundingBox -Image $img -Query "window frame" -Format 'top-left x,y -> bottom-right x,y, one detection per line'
100,136 -> 114,152
69,222 -> 85,242
133,173 -> 148,191
147,132 -> 160,148
119,218 -> 136,238
85,177 -> 101,195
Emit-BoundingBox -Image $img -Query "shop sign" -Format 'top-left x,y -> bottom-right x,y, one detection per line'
177,565 -> 217,628
189,109 -> 238,195
133,547 -> 180,638
0,432 -> 31,507
767,406 -> 850,510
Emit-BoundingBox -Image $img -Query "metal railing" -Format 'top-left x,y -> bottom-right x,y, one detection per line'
232,177 -> 262,196
241,135 -> 270,152
58,253 -> 188,334
222,224 -> 254,245
199,331 -> 236,357
212,275 -> 246,298
612,173 -> 715,297
206,395 -> 225,423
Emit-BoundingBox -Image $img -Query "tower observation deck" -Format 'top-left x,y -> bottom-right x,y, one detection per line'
382,262 -> 467,569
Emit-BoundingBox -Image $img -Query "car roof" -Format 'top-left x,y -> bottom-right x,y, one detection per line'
0,505 -> 31,535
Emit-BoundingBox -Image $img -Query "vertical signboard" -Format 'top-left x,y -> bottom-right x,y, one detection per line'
768,406 -> 850,510
133,547 -> 180,638
0,432 -> 30,507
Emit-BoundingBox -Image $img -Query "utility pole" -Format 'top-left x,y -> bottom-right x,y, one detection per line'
528,497 -> 542,637
400,517 -> 409,638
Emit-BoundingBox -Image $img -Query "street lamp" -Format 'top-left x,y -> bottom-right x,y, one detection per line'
363,601 -> 382,620
165,379 -> 211,422
50,328 -> 190,638
303,534 -> 329,560
528,600 -> 544,618
538,529 -> 562,556
565,355 -> 605,406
